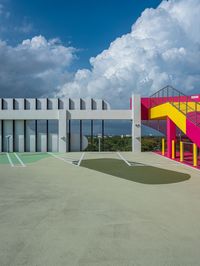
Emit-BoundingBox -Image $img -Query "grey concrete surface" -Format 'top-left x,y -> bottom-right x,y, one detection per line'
0,152 -> 200,265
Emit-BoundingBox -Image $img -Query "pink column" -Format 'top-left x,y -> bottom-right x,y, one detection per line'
167,117 -> 176,158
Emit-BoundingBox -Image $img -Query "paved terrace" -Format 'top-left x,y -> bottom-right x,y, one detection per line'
0,152 -> 200,265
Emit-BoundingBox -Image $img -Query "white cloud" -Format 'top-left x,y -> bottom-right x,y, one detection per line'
0,35 -> 76,97
0,3 -> 78,98
0,2 -> 9,18
58,0 -> 200,107
14,22 -> 33,34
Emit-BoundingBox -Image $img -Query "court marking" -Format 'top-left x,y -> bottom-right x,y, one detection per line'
87,152 -> 117,154
54,154 -> 79,164
117,152 -> 131,166
77,152 -> 85,166
14,153 -> 26,167
6,153 -> 14,167
48,152 -> 78,166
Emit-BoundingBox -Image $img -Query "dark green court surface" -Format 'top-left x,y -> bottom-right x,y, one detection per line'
81,158 -> 190,184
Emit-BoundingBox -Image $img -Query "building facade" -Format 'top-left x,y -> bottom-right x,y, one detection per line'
0,96 -> 141,153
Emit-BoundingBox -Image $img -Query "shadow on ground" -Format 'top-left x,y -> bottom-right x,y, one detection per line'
81,158 -> 190,185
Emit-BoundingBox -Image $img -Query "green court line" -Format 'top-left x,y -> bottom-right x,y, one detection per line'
14,153 -> 26,167
9,153 -> 21,165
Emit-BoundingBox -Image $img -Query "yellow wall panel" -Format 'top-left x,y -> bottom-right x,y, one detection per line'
149,103 -> 186,134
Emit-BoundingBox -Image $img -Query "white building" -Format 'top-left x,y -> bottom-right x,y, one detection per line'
0,95 -> 141,152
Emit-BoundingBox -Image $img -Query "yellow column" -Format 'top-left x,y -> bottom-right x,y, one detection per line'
180,141 -> 184,162
193,143 -> 198,167
172,140 -> 175,159
162,138 -> 165,156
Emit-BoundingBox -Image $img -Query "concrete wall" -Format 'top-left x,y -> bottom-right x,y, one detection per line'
0,97 -> 131,152
48,120 -> 58,152
0,98 -> 111,111
37,120 -> 47,152
3,99 -> 13,110
14,99 -> 24,110
3,120 -> 13,152
26,120 -> 36,152
37,99 -> 47,110
0,121 -> 1,152
14,120 -> 24,152
48,134 -> 58,152
132,94 -> 141,152
25,99 -> 36,110
47,99 -> 58,110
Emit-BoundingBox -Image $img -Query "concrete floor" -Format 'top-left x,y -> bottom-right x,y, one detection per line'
0,152 -> 200,266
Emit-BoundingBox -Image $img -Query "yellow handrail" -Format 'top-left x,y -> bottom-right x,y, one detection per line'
162,138 -> 165,156
193,143 -> 198,167
180,141 -> 184,162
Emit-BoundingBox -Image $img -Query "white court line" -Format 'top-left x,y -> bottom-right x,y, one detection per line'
87,152 -> 115,154
14,153 -> 26,167
77,152 -> 85,166
117,152 -> 131,166
48,152 -> 77,166
6,153 -> 14,167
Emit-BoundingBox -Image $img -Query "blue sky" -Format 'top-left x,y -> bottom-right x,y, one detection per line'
3,0 -> 162,69
0,0 -> 199,106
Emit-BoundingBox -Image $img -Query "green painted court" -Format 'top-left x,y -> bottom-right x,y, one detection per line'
0,152 -> 191,185
0,152 -> 50,165
81,158 -> 190,184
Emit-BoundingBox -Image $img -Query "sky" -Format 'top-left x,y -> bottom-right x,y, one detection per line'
1,0 -> 162,68
0,0 -> 200,107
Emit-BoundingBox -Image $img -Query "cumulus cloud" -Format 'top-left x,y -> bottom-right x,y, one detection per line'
0,2 -> 10,19
0,35 -> 76,97
14,22 -> 33,34
58,0 -> 200,107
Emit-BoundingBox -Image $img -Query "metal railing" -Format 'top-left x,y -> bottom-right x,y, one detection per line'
149,85 -> 200,127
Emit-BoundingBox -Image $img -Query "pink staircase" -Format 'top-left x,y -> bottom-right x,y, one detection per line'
141,86 -> 200,149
